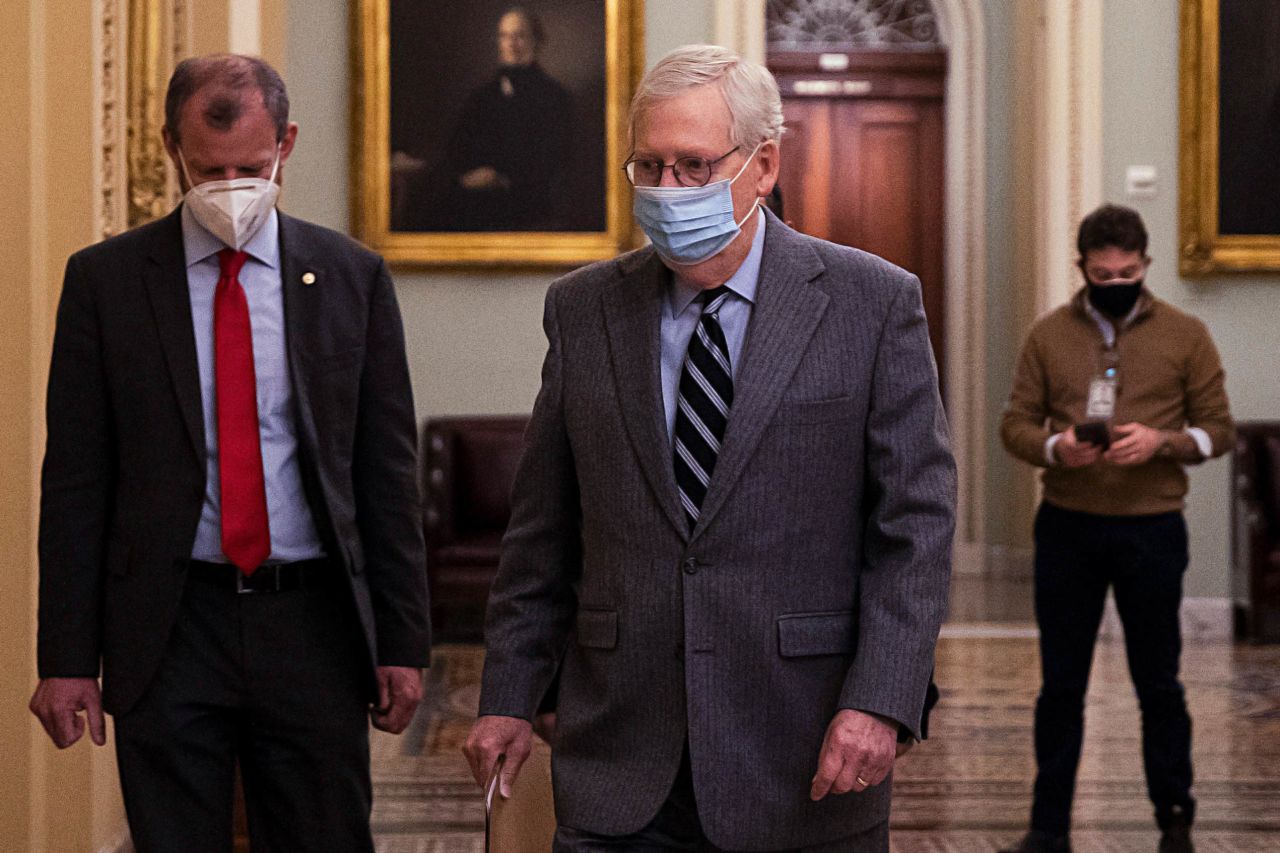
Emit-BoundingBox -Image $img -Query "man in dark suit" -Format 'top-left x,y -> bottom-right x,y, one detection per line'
465,45 -> 955,851
28,54 -> 430,852
397,6 -> 574,232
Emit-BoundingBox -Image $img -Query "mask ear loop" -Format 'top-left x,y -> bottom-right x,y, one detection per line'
730,142 -> 767,229
728,141 -> 764,185
267,144 -> 282,183
727,141 -> 766,228
176,148 -> 195,189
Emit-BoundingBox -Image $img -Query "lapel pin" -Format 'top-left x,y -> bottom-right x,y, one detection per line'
301,271 -> 317,285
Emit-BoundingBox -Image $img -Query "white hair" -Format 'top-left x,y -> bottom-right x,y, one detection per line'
629,44 -> 785,149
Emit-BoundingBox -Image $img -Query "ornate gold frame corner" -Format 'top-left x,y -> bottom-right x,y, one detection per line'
351,0 -> 644,269
1179,0 -> 1280,275
100,0 -> 187,240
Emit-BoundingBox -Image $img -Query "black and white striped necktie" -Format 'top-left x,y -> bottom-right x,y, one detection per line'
674,286 -> 735,530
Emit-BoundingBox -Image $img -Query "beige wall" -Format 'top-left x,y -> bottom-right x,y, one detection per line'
0,1 -> 39,846
1,1 -> 123,848
977,0 -> 1027,549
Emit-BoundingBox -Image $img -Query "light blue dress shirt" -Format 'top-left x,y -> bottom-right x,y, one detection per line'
660,208 -> 766,443
181,205 -> 325,563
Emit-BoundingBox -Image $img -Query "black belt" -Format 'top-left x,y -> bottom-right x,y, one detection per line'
188,558 -> 336,594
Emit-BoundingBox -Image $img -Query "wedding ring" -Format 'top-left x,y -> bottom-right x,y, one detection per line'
856,776 -> 869,786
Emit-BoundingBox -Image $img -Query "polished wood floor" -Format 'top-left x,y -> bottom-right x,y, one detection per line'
370,613 -> 1280,851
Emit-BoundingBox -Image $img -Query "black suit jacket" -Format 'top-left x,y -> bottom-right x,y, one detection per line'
37,208 -> 430,715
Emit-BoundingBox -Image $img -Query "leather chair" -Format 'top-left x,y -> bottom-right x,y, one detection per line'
1231,421 -> 1280,642
422,416 -> 529,642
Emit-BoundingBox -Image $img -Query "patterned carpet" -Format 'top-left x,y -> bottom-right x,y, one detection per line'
370,638 -> 1280,852
370,646 -> 497,851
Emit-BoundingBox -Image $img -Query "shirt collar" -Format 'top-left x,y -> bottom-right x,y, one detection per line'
180,203 -> 280,270
668,207 -> 766,318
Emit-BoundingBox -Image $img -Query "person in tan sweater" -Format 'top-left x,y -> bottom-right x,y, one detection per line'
998,205 -> 1233,853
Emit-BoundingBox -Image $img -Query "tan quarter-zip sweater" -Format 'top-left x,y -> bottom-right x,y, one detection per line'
1000,288 -> 1234,516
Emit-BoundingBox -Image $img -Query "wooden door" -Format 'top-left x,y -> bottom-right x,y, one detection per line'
771,52 -> 947,385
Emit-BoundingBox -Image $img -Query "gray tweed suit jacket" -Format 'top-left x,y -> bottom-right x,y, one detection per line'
479,210 -> 955,850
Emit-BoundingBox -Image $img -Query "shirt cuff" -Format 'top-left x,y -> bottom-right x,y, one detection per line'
1044,432 -> 1064,465
1184,427 -> 1212,459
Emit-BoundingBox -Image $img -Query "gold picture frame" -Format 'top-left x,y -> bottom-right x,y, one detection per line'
352,0 -> 644,268
1179,0 -> 1280,275
100,0 -> 187,239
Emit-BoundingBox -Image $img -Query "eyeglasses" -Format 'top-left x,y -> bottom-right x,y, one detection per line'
622,146 -> 741,188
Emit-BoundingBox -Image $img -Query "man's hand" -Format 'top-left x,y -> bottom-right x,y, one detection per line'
810,709 -> 898,801
370,666 -> 424,734
464,715 -> 532,799
1105,422 -> 1164,466
1054,428 -> 1103,468
29,678 -> 106,749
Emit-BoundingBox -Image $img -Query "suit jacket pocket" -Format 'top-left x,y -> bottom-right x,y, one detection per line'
772,395 -> 855,425
575,608 -> 618,650
777,610 -> 858,657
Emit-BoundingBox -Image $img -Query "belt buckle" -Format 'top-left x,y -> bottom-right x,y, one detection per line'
234,567 -> 280,595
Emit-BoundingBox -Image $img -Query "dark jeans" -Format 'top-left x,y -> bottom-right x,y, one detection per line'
114,563 -> 374,852
553,746 -> 888,852
1031,502 -> 1195,836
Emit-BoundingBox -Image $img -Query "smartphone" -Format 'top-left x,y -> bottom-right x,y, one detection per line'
1073,421 -> 1111,450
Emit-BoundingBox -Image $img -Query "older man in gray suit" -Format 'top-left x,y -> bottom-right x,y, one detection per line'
465,45 -> 955,851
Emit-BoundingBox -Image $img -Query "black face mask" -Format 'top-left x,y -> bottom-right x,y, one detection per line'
1086,279 -> 1143,319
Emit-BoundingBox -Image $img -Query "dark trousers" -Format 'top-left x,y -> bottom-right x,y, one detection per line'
1031,502 -> 1195,836
553,746 -> 888,852
114,564 -> 374,852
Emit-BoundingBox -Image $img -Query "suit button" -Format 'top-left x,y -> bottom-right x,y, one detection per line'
683,558 -> 698,575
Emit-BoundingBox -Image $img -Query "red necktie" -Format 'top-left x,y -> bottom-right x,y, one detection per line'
215,248 -> 271,574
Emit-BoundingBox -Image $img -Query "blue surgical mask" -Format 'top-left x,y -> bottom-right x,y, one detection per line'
632,145 -> 761,265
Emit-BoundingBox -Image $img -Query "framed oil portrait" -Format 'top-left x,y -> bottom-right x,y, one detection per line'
1180,0 -> 1280,274
353,0 -> 644,267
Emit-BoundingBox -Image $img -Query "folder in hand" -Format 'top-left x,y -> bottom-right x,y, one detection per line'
484,748 -> 556,852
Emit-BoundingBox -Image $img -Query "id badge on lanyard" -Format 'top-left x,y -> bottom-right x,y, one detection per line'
1086,364 -> 1118,421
